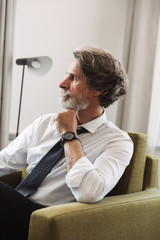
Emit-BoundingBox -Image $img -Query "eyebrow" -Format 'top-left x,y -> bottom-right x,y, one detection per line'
66,72 -> 79,78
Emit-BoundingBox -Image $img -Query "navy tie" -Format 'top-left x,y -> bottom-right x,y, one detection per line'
16,127 -> 88,197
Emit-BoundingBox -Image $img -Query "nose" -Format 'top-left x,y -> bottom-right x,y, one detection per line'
59,76 -> 70,90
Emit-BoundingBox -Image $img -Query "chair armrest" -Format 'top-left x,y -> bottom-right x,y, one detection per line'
0,171 -> 22,188
143,154 -> 159,190
29,189 -> 160,240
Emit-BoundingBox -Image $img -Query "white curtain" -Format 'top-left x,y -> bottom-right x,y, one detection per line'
116,0 -> 160,186
147,23 -> 160,154
0,0 -> 16,149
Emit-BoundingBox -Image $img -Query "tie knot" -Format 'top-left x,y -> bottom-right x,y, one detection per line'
76,126 -> 88,135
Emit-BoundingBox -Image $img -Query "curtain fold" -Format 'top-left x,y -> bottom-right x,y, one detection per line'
117,0 -> 160,143
147,22 -> 160,154
122,0 -> 160,133
0,0 -> 16,149
117,0 -> 160,186
116,0 -> 135,128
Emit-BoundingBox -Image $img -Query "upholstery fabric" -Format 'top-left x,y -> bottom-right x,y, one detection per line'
29,189 -> 160,240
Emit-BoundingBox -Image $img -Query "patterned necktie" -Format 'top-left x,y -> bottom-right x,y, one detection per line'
16,127 -> 88,197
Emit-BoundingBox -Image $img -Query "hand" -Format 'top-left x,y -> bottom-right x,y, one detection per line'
54,109 -> 78,135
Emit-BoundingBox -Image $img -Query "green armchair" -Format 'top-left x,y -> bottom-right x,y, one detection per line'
0,132 -> 160,240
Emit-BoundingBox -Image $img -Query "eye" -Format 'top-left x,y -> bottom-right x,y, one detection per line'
73,75 -> 78,80
70,74 -> 78,81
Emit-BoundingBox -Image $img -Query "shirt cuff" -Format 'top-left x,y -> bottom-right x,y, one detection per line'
65,157 -> 94,188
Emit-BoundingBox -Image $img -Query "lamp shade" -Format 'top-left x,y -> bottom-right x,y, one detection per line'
16,56 -> 53,77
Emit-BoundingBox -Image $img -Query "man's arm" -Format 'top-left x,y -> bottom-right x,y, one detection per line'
54,109 -> 133,203
0,115 -> 43,177
65,140 -> 133,203
54,109 -> 85,172
63,140 -> 85,172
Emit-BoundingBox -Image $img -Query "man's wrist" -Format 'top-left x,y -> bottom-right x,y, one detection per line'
60,131 -> 79,145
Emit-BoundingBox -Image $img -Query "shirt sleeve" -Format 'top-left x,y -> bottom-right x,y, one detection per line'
65,137 -> 133,203
0,116 -> 43,177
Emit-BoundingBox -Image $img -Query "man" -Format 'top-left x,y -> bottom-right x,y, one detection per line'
0,45 -> 133,239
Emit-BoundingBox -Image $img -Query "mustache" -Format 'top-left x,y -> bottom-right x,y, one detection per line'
59,89 -> 72,97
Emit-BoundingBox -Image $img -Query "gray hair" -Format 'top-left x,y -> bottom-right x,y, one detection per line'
73,45 -> 128,108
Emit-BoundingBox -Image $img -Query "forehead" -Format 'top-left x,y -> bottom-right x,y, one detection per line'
67,60 -> 83,76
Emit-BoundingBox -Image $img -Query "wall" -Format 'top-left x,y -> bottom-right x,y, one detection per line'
9,0 -> 128,134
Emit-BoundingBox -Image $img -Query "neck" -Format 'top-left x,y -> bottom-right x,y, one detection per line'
76,106 -> 104,125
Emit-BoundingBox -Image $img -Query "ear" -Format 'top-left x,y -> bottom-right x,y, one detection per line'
94,90 -> 103,97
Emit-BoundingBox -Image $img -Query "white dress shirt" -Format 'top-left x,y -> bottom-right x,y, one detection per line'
0,112 -> 133,206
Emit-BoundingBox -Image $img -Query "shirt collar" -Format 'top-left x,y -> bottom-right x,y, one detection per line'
78,111 -> 107,134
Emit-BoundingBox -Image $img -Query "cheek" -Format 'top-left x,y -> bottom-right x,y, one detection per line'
70,85 -> 82,95
70,82 -> 90,96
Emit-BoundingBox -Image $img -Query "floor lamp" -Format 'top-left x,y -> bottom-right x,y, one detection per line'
16,56 -> 52,137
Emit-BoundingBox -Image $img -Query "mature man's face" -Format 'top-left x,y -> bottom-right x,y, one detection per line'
59,60 -> 94,111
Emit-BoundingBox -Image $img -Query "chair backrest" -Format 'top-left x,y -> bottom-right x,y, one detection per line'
108,132 -> 147,196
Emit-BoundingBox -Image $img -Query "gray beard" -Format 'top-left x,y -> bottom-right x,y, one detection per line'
59,89 -> 89,111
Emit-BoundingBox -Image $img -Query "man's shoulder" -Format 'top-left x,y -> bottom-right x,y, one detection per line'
36,113 -> 57,121
100,120 -> 132,142
32,113 -> 57,127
